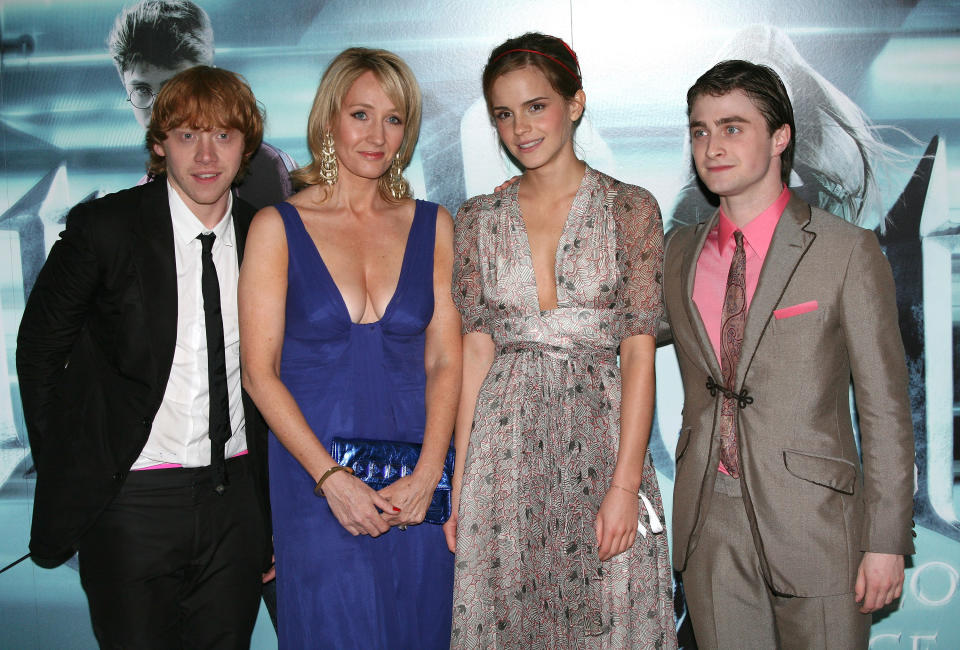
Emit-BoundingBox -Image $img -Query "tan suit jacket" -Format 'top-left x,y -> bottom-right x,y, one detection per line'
663,194 -> 915,597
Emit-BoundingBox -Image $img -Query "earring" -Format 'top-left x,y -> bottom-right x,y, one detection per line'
388,152 -> 407,200
319,132 -> 338,185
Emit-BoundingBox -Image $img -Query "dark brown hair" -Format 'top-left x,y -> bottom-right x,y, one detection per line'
482,32 -> 582,120
145,66 -> 264,178
687,59 -> 796,183
108,0 -> 213,75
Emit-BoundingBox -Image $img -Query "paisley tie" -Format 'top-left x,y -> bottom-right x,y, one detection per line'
719,231 -> 746,478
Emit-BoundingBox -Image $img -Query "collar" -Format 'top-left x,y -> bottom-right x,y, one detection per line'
167,180 -> 235,249
716,186 -> 790,259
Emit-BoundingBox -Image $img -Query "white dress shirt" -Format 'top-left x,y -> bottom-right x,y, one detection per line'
131,183 -> 247,469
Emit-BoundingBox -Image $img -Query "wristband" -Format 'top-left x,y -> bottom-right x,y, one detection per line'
314,465 -> 354,497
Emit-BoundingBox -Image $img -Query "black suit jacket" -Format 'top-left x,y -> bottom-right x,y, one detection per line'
16,179 -> 270,568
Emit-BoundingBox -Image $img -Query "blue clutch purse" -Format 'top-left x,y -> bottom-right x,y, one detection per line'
329,437 -> 455,525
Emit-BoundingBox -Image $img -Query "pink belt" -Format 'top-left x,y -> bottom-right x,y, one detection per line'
134,448 -> 248,471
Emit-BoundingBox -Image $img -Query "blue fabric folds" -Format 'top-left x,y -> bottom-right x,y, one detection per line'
269,199 -> 453,649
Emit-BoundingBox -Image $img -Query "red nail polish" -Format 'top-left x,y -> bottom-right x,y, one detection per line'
393,506 -> 401,512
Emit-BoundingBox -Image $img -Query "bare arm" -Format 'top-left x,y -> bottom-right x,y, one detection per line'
596,184 -> 664,561
442,330 -> 495,552
442,199 -> 496,551
612,335 -> 656,492
595,334 -> 656,560
379,207 -> 462,526
239,206 -> 393,537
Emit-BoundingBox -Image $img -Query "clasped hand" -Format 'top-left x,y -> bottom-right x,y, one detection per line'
379,472 -> 438,528
321,469 -> 438,536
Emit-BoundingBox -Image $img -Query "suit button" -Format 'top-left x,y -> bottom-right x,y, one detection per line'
141,417 -> 151,427
112,471 -> 125,481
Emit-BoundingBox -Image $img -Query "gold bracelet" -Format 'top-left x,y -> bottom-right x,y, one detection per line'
314,465 -> 354,497
610,483 -> 638,497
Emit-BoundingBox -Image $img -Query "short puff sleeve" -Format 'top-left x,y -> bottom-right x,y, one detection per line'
612,185 -> 664,340
453,199 -> 488,334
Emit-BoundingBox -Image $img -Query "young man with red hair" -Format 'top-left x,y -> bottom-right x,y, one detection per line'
18,66 -> 271,648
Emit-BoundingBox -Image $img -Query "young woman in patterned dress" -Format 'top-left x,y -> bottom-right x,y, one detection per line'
445,33 -> 677,648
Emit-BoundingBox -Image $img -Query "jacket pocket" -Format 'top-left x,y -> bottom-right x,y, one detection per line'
774,300 -> 818,320
782,448 -> 857,494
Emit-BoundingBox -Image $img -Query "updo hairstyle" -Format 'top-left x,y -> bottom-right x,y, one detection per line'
481,32 -> 583,123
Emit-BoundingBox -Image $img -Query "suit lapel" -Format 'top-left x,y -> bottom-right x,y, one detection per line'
680,212 -> 724,382
133,179 -> 179,383
736,195 -> 815,388
231,197 -> 254,264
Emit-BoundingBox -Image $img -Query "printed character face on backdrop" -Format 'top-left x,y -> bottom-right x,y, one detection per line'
489,65 -> 584,172
123,61 -> 196,128
331,70 -> 406,184
688,88 -> 789,205
152,126 -> 245,225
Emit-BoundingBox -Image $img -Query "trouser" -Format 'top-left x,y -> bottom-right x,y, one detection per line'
682,471 -> 870,650
78,454 -> 268,649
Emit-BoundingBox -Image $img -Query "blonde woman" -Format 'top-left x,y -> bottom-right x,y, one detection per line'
239,48 -> 459,648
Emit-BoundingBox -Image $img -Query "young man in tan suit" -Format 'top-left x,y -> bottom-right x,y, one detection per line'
662,60 -> 915,648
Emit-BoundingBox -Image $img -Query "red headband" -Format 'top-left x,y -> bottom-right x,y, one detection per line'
491,44 -> 582,88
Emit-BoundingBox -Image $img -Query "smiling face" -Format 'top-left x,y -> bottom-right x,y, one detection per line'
688,88 -> 790,208
331,70 -> 405,184
152,125 -> 245,226
489,65 -> 584,172
122,60 -> 196,128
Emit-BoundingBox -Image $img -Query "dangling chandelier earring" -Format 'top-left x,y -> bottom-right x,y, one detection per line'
319,132 -> 338,185
388,152 -> 408,200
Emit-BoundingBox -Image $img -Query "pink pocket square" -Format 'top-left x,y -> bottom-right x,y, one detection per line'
774,300 -> 818,319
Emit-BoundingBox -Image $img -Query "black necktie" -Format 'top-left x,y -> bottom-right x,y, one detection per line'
197,233 -> 232,494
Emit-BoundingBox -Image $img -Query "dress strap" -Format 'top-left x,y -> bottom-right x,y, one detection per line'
274,199 -> 305,225
404,199 -> 438,283
273,201 -> 345,309
410,200 -> 438,257
273,201 -> 313,253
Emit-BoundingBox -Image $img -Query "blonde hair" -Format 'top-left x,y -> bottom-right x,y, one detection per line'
292,48 -> 422,202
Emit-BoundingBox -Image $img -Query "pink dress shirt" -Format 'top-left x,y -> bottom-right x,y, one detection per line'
693,187 -> 791,473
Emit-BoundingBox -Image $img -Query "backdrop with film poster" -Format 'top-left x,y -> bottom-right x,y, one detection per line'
0,1 -> 958,647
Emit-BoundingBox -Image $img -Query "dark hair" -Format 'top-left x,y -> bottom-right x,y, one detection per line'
482,32 -> 582,119
146,66 -> 263,178
108,0 -> 214,74
687,59 -> 796,183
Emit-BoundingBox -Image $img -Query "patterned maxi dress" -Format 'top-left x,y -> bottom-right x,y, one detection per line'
451,166 -> 677,649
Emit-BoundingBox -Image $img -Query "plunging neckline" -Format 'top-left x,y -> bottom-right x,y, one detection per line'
284,200 -> 420,326
510,166 -> 591,313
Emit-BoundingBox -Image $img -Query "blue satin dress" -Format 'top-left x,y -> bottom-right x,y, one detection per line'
270,200 -> 454,649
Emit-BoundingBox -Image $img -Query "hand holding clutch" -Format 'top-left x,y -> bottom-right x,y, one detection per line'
329,437 -> 455,525
379,473 -> 441,527
318,468 -> 394,537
